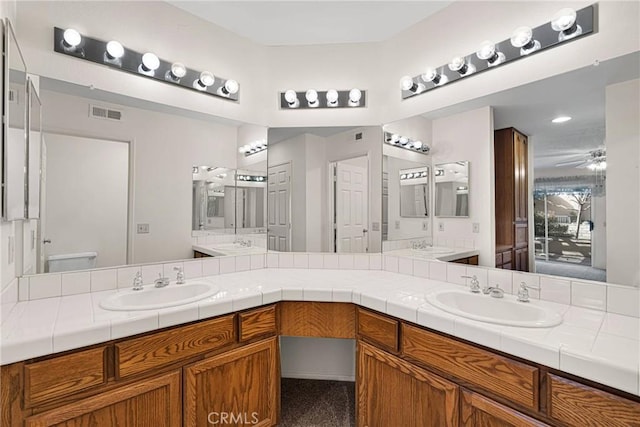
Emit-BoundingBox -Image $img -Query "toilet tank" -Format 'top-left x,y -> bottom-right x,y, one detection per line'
47,252 -> 98,273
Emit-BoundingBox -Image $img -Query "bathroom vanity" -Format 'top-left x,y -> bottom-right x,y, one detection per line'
2,269 -> 639,426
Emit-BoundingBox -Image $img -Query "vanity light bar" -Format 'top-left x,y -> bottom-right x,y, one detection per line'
237,174 -> 267,182
53,27 -> 239,101
400,4 -> 595,100
238,139 -> 267,157
280,88 -> 366,109
400,171 -> 429,180
384,131 -> 430,154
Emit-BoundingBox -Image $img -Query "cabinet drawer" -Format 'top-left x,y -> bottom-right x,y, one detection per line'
239,305 -> 277,342
116,314 -> 236,379
401,324 -> 539,410
547,374 -> 640,427
357,308 -> 399,353
25,346 -> 106,407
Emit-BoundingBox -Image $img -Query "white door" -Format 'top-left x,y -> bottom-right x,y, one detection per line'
267,163 -> 291,251
336,161 -> 368,253
37,137 -> 47,273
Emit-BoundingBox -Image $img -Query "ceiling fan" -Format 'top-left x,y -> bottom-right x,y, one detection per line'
554,148 -> 606,170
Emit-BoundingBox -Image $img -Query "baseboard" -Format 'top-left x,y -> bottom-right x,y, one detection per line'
281,371 -> 355,382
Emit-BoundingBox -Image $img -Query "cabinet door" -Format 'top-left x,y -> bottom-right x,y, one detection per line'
24,371 -> 181,427
461,389 -> 548,427
515,248 -> 528,272
358,341 -> 458,427
513,130 -> 528,222
184,337 -> 278,427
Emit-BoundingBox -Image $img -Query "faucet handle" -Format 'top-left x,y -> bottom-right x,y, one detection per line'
461,275 -> 480,293
517,282 -> 540,302
174,266 -> 185,284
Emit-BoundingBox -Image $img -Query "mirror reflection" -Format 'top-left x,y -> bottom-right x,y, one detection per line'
434,161 -> 469,217
399,167 -> 430,218
192,166 -> 235,232
267,126 -> 382,253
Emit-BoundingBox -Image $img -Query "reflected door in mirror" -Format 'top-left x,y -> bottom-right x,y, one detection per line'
336,161 -> 368,253
267,163 -> 291,251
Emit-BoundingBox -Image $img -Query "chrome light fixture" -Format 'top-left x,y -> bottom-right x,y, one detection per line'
399,5 -> 594,100
510,26 -> 541,55
53,27 -> 240,101
384,132 -> 429,154
279,88 -> 366,109
238,140 -> 268,156
476,41 -> 505,67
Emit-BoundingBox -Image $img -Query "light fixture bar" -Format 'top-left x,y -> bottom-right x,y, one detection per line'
383,132 -> 429,154
53,27 -> 239,101
279,89 -> 366,109
401,4 -> 595,100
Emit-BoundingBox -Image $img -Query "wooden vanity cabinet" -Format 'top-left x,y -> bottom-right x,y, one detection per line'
461,389 -> 549,427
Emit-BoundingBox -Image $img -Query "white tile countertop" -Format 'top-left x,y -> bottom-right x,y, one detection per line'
192,243 -> 267,257
1,269 -> 638,396
385,247 -> 480,262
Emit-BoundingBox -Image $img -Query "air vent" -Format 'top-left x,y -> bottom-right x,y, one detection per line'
89,104 -> 123,122
8,89 -> 17,104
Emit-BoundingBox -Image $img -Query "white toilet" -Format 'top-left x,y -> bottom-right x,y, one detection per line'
47,252 -> 98,273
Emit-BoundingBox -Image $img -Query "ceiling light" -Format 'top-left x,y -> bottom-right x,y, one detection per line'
448,56 -> 476,76
551,8 -> 582,41
348,88 -> 362,106
62,28 -> 81,48
219,79 -> 239,96
399,136 -> 409,145
194,71 -> 215,90
105,40 -> 124,59
476,41 -> 505,67
305,89 -> 319,107
422,67 -> 447,86
284,90 -> 299,108
326,89 -> 339,106
552,116 -> 572,123
390,134 -> 400,144
400,75 -> 425,94
139,52 -> 160,75
413,140 -> 423,149
510,26 -> 541,55
166,62 -> 186,82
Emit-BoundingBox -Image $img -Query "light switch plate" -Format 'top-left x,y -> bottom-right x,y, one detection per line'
472,223 -> 480,233
438,222 -> 444,232
137,223 -> 150,234
372,222 -> 380,231
422,221 -> 428,231
395,220 -> 401,229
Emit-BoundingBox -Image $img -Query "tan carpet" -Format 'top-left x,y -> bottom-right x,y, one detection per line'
278,379 -> 355,427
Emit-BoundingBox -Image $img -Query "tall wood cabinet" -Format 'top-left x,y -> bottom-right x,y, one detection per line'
495,127 -> 529,271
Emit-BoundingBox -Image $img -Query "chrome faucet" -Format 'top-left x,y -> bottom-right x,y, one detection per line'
517,282 -> 540,303
461,275 -> 481,293
154,273 -> 170,288
132,271 -> 143,291
234,237 -> 252,247
483,284 -> 504,298
411,240 -> 428,250
174,266 -> 185,284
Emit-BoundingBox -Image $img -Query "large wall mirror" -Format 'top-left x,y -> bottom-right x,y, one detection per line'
267,126 -> 382,253
26,76 -> 267,274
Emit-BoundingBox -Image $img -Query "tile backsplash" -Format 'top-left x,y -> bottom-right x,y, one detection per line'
8,252 -> 639,318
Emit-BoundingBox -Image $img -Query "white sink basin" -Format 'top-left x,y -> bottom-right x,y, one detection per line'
425,289 -> 562,328
100,281 -> 220,311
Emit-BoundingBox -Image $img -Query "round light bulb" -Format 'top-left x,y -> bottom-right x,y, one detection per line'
141,52 -> 160,71
239,146 -> 247,153
551,8 -> 577,31
399,136 -> 409,145
305,89 -> 318,103
422,68 -> 438,82
349,88 -> 362,103
400,75 -> 414,91
326,89 -> 339,104
106,40 -> 124,59
390,134 -> 400,143
199,71 -> 215,87
448,56 -> 466,71
413,140 -> 423,149
476,41 -> 496,60
511,26 -> 532,47
224,79 -> 239,94
284,90 -> 297,103
170,62 -> 187,78
63,28 -> 81,47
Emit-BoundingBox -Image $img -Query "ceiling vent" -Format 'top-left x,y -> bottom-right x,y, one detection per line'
89,104 -> 123,122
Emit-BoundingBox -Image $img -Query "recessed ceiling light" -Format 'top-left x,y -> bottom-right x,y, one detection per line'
552,116 -> 572,123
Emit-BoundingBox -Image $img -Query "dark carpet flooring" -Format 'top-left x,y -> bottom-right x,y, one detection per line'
278,378 -> 356,427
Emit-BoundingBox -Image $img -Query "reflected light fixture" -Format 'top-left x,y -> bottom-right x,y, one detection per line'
62,28 -> 81,51
551,8 -> 582,41
326,89 -> 339,107
348,88 -> 362,106
448,56 -> 476,76
239,139 -> 268,156
139,52 -> 160,76
384,132 -> 429,153
305,89 -> 319,107
194,71 -> 215,91
105,40 -> 124,63
476,41 -> 505,67
400,75 -> 425,94
284,89 -> 300,108
218,79 -> 239,96
422,67 -> 448,87
166,62 -> 187,82
552,116 -> 572,123
510,26 -> 541,55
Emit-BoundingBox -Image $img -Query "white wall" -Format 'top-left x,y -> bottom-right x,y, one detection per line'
431,106 -> 494,265
606,79 -> 639,287
45,134 -> 128,268
280,337 -> 355,381
305,134 -> 326,252
40,89 -> 240,264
